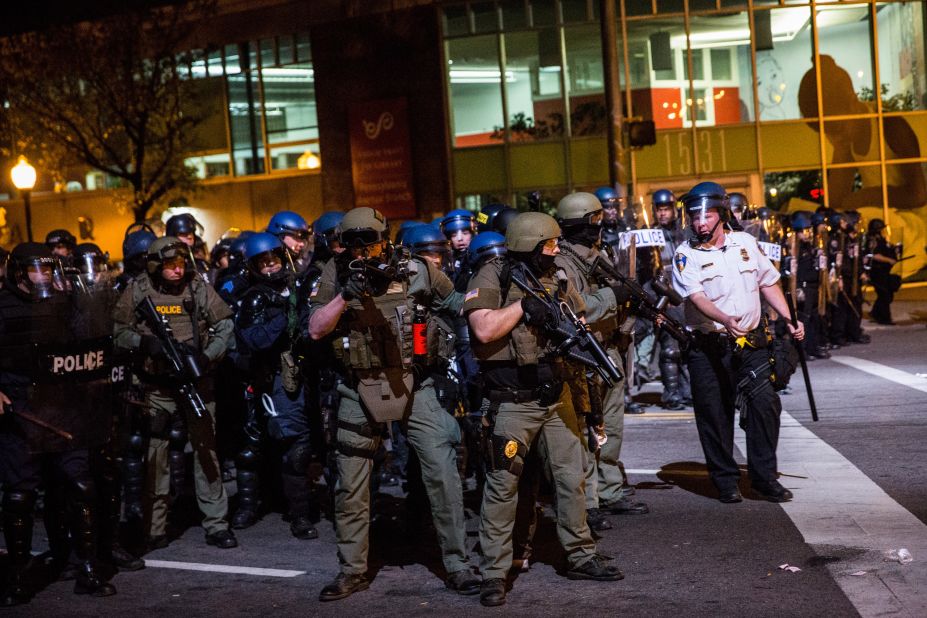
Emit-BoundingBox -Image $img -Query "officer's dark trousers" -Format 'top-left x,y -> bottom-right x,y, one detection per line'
688,339 -> 782,492
870,275 -> 896,323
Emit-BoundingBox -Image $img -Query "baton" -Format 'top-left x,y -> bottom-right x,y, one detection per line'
785,291 -> 819,422
11,409 -> 74,440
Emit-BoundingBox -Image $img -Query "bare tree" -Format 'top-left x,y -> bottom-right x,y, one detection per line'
0,1 -> 215,222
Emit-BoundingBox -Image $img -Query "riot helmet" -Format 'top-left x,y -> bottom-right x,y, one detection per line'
441,209 -> 476,252
868,218 -> 886,235
210,237 -> 236,270
72,242 -> 110,290
476,203 -> 509,233
312,211 -> 346,257
493,207 -> 519,235
468,231 -> 506,268
828,211 -> 847,230
845,210 -> 862,232
727,192 -> 748,219
45,229 -> 76,257
267,210 -> 311,267
394,220 -> 424,246
506,212 -> 561,276
244,232 -> 292,285
556,192 -> 602,248
338,207 -> 390,257
165,213 -> 202,245
8,242 -> 63,300
681,181 -> 730,243
651,189 -> 677,226
790,211 -> 813,231
403,224 -> 450,268
811,211 -> 827,229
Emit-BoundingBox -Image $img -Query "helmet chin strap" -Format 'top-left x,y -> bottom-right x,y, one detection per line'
694,218 -> 723,244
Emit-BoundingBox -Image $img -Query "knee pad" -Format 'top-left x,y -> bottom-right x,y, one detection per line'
2,490 -> 37,515
488,434 -> 527,476
283,439 -> 311,476
169,427 -> 187,451
660,344 -> 681,364
127,431 -> 145,453
236,446 -> 261,470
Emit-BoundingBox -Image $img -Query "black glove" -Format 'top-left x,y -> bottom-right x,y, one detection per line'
521,296 -> 552,327
610,284 -> 632,306
586,411 -> 604,428
183,345 -> 211,375
340,272 -> 367,301
139,334 -> 164,359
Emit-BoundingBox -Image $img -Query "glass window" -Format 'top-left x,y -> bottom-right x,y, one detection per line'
884,161 -> 927,214
504,30 -> 566,141
262,62 -> 318,148
444,6 -> 470,36
625,17 -> 688,129
260,38 -> 276,68
447,36 -> 505,147
684,48 -> 705,81
228,72 -> 265,175
473,2 -> 499,33
296,33 -> 312,63
823,117 -> 880,165
826,164 -> 884,213
561,0 -> 589,23
501,0 -> 529,30
689,0 -> 718,11
876,2 -> 927,112
687,11 -> 755,125
207,49 -> 224,77
625,1 -> 654,17
816,4 -> 875,117
565,23 -> 612,137
764,169 -> 824,210
531,0 -> 557,27
755,6 -> 814,122
279,35 -> 295,65
657,0 -> 684,15
882,113 -> 927,161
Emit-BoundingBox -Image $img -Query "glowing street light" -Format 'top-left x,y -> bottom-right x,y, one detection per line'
10,156 -> 37,242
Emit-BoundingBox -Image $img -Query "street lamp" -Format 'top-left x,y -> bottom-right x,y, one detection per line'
10,156 -> 37,242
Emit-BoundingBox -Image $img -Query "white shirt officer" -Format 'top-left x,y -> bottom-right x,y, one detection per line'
672,231 -> 780,334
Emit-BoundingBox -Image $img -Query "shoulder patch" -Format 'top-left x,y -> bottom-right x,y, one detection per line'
465,289 -> 480,302
674,253 -> 687,273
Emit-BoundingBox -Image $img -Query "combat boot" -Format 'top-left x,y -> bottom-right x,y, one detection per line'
73,562 -> 116,597
289,515 -> 319,540
566,555 -> 624,581
479,578 -> 506,607
319,572 -> 370,602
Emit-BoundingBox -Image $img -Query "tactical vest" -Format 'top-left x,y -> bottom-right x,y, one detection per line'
470,258 -> 561,367
331,260 -> 456,372
557,241 -> 621,344
132,273 -> 211,347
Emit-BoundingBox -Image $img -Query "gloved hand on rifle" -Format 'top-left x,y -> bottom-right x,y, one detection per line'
340,271 -> 368,301
183,344 -> 212,375
140,334 -> 165,359
521,295 -> 554,327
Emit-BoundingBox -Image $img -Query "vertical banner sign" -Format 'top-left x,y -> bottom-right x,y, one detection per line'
349,98 -> 416,219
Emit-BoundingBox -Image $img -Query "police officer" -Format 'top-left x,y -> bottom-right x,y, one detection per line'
790,212 -> 829,359
309,207 -> 479,601
267,210 -> 312,274
866,218 -> 900,325
116,228 -> 157,293
46,228 -> 77,260
476,203 -> 518,235
214,231 -> 255,306
232,233 -> 319,539
672,182 -> 805,504
312,211 -> 346,265
440,209 -> 476,282
843,212 -> 870,343
0,242 -> 117,603
554,193 -> 649,525
466,211 -> 623,607
113,236 -> 237,549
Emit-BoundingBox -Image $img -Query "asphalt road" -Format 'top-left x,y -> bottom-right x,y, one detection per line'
6,296 -> 927,617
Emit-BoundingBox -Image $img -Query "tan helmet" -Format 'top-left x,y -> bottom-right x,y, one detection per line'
505,212 -> 561,252
556,192 -> 602,226
338,207 -> 389,247
146,236 -> 193,275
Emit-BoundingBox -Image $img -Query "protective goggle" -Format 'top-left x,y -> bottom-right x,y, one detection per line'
340,228 -> 385,248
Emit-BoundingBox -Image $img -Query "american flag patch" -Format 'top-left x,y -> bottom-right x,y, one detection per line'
465,289 -> 480,302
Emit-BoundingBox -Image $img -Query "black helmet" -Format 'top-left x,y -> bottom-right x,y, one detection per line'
651,189 -> 677,221
165,213 -> 201,237
8,242 -> 63,300
868,219 -> 886,235
493,207 -> 519,235
681,181 -> 731,224
45,229 -> 76,251
476,203 -> 511,233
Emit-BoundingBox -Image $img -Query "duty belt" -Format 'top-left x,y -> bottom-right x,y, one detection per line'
694,323 -> 771,352
486,381 -> 563,406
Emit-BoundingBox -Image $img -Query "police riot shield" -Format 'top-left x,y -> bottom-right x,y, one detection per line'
15,279 -> 117,453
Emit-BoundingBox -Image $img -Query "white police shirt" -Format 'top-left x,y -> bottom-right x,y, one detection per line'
671,231 -> 780,334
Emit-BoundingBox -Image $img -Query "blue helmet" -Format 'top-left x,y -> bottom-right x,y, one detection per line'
652,189 -> 676,206
395,220 -> 424,246
441,209 -> 476,236
313,211 -> 345,249
681,181 -> 730,222
267,211 -> 309,239
403,224 -> 450,257
244,232 -> 290,282
594,185 -> 626,209
827,211 -> 846,228
468,232 -> 506,267
123,230 -> 157,261
811,211 -> 827,228
165,213 -> 200,237
790,211 -> 813,231
229,230 -> 256,258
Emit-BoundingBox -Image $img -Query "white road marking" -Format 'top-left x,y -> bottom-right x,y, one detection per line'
623,469 -> 663,475
830,355 -> 927,394
734,411 -> 927,617
144,559 -> 305,578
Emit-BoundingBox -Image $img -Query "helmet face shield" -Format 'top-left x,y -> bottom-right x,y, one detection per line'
73,252 -> 109,291
17,256 -> 63,299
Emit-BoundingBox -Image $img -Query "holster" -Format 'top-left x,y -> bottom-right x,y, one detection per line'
488,434 -> 527,476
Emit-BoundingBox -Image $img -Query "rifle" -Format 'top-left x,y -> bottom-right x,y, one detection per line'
785,290 -> 819,422
134,296 -> 208,418
591,251 -> 693,347
344,245 -> 412,286
509,264 -> 623,387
